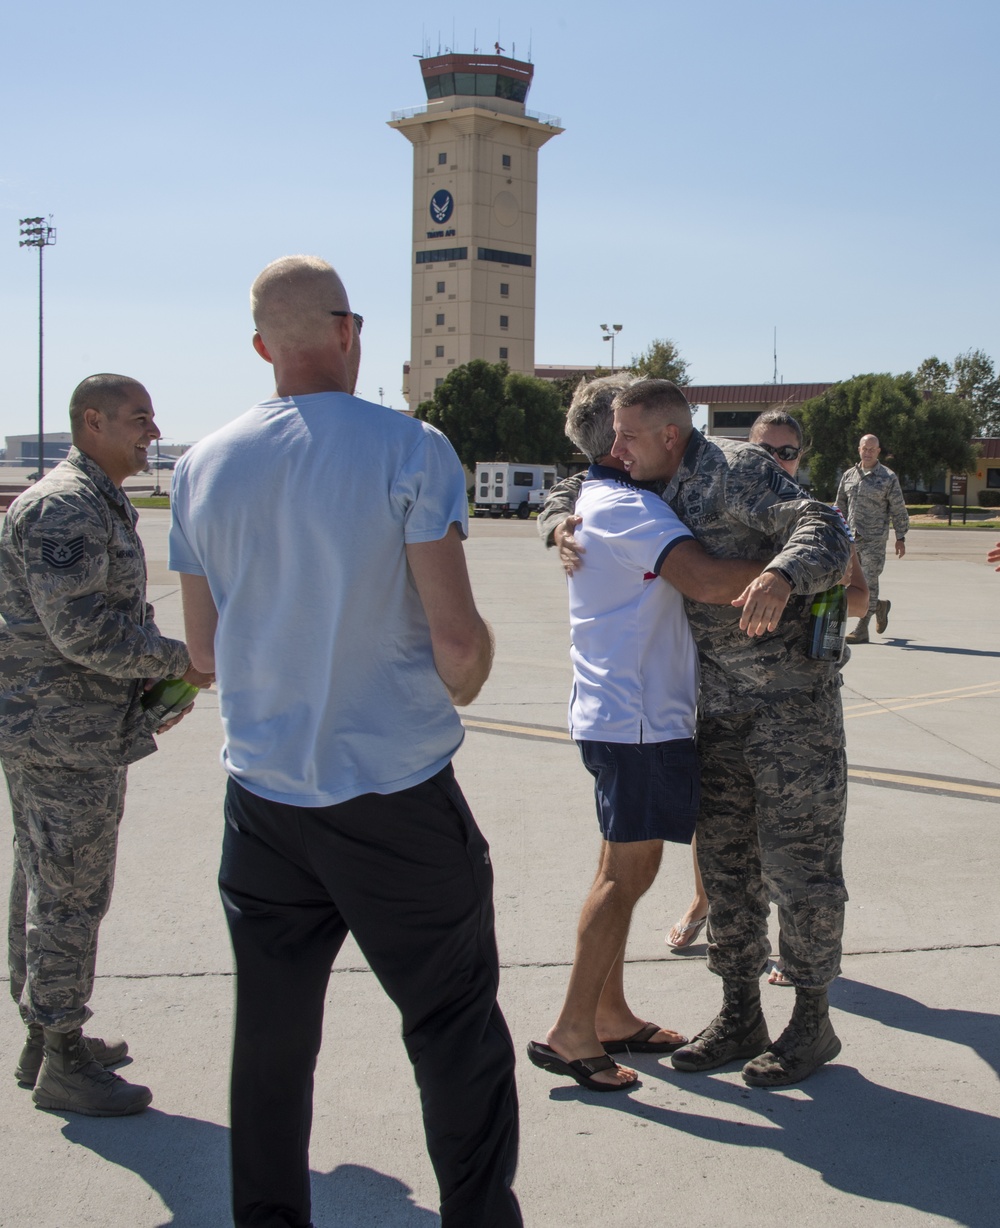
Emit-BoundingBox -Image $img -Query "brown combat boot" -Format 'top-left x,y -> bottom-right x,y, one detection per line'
875,599 -> 891,634
741,987 -> 841,1087
15,1022 -> 129,1087
33,1028 -> 151,1116
671,980 -> 770,1072
845,615 -> 871,643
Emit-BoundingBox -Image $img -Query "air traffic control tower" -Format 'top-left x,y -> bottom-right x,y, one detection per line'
389,53 -> 563,410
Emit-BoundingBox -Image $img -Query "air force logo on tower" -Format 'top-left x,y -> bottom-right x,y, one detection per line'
430,190 -> 454,224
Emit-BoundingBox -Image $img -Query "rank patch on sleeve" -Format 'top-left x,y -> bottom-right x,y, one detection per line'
41,537 -> 86,569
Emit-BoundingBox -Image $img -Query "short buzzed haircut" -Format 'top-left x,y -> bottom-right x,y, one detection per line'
749,408 -> 804,447
69,374 -> 144,435
613,378 -> 692,427
564,374 -> 634,461
251,255 -> 348,351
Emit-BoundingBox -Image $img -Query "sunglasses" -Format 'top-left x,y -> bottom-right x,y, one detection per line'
330,310 -> 364,334
758,442 -> 802,462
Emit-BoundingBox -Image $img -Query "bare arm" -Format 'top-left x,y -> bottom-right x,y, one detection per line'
179,573 -> 219,676
406,525 -> 494,707
844,544 -> 869,616
989,541 -> 1000,570
659,539 -> 764,604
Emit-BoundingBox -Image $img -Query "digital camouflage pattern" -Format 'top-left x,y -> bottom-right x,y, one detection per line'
1,446 -> 189,1029
696,680 -> 848,987
835,461 -> 908,616
540,430 -> 852,989
540,432 -> 852,718
0,447 -> 190,767
7,761 -> 126,1029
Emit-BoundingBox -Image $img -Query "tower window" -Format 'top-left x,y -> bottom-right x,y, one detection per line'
438,152 -> 447,165
435,346 -> 445,357
435,378 -> 444,388
502,154 -> 511,168
436,281 -> 445,293
499,315 -> 509,329
500,283 -> 509,296
435,313 -> 445,325
499,347 -> 508,360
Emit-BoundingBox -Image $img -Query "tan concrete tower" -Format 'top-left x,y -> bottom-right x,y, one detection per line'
389,54 -> 563,410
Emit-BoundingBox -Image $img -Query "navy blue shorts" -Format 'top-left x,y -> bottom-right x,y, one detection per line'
578,738 -> 700,844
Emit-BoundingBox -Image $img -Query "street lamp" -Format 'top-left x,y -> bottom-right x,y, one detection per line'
600,322 -> 623,373
18,216 -> 56,479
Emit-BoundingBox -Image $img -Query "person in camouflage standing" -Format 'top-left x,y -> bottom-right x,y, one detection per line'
0,373 -> 210,1116
540,379 -> 852,1087
836,433 -> 908,643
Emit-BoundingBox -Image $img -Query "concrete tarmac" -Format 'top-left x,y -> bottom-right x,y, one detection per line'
1,515 -> 998,1227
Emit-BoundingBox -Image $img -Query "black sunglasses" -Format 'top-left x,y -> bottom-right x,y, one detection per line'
758,442 -> 802,462
330,310 -> 364,334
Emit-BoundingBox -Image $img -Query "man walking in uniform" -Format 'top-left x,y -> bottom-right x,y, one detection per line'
169,256 -> 521,1228
836,433 -> 908,642
1,373 -> 208,1115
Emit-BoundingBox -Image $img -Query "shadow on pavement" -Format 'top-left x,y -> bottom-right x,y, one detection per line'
830,976 -> 1000,1076
543,978 -> 1000,1228
58,1112 -> 438,1227
884,637 -> 1000,658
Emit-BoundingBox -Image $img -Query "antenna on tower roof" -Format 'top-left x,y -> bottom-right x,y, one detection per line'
529,29 -> 533,61
772,326 -> 778,384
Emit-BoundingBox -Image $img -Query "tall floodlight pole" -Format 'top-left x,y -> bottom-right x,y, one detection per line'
18,216 -> 57,479
600,323 -> 623,373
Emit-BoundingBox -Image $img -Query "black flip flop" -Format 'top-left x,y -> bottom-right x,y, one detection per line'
526,1041 -> 637,1092
602,1022 -> 689,1054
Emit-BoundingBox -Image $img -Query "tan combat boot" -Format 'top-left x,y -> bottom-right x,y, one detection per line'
15,1022 -> 128,1087
845,614 -> 871,643
742,987 -> 841,1086
671,980 -> 771,1072
875,599 -> 891,634
33,1027 -> 151,1116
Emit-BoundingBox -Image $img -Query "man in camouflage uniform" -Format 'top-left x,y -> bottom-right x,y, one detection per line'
836,433 -> 908,643
539,379 -> 852,1087
0,373 -> 206,1116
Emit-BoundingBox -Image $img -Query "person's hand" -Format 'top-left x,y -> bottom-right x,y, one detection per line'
895,538 -> 906,559
731,570 -> 792,636
554,515 -> 585,575
182,664 -> 215,688
987,541 -> 1000,570
156,702 -> 195,734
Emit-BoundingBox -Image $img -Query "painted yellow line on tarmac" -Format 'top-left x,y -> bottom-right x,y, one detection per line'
849,767 -> 1000,801
463,718 -> 570,741
462,716 -> 1000,804
844,681 -> 1000,718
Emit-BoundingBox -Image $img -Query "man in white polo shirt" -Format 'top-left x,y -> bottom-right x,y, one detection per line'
527,378 -> 768,1093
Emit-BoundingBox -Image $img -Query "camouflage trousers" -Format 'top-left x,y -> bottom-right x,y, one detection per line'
696,679 -> 848,989
4,757 -> 126,1030
855,538 -> 888,617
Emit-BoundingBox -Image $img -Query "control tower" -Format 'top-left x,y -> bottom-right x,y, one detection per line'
389,53 -> 563,410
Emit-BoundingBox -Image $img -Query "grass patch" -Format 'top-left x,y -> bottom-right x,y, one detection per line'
132,496 -> 170,509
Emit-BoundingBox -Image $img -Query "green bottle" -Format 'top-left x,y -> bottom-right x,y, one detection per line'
807,585 -> 848,662
142,677 -> 200,723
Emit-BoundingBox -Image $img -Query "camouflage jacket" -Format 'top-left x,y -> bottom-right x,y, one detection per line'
834,462 -> 909,545
539,432 -> 851,717
0,447 -> 189,767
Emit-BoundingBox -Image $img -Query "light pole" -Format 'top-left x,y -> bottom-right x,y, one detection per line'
600,322 -> 623,373
18,216 -> 56,479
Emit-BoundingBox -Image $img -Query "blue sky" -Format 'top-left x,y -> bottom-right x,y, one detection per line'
2,0 -> 997,444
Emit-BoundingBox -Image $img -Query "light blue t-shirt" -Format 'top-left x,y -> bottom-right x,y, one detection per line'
168,392 -> 469,807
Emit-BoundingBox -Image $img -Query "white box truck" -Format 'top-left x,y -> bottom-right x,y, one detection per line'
473,462 -> 557,519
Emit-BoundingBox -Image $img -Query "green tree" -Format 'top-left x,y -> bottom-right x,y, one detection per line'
799,373 -> 976,499
952,349 -> 1000,437
630,338 -> 690,385
915,356 -> 951,395
416,360 -> 572,469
